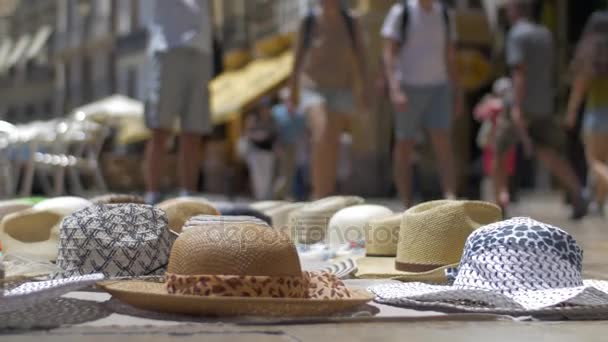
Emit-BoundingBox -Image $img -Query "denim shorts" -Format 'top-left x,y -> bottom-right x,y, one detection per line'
583,110 -> 608,135
394,83 -> 452,141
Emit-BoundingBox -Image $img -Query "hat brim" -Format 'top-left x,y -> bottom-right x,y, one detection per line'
354,256 -> 455,284
99,280 -> 374,317
369,280 -> 608,319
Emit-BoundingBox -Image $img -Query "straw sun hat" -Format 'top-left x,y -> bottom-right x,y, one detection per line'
369,217 -> 608,320
0,197 -> 92,262
327,204 -> 394,252
355,200 -> 503,283
100,215 -> 373,317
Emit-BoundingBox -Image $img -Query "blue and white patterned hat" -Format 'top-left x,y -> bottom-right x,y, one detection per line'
369,217 -> 608,318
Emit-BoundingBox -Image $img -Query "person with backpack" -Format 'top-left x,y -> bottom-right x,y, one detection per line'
288,0 -> 369,200
381,0 -> 461,208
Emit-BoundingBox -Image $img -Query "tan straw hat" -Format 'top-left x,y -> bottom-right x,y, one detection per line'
264,202 -> 305,231
355,200 -> 502,283
99,215 -> 373,317
250,201 -> 288,212
0,199 -> 33,221
288,196 -> 364,244
0,197 -> 92,261
157,198 -> 220,234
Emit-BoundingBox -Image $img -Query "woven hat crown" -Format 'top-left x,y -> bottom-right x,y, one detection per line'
57,204 -> 174,277
365,213 -> 402,256
397,200 -> 502,269
168,216 -> 302,277
452,217 -> 584,292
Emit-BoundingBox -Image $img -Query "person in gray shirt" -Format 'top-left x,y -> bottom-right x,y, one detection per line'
494,0 -> 587,219
144,0 -> 213,204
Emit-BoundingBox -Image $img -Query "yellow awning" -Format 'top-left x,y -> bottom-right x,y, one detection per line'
210,51 -> 293,124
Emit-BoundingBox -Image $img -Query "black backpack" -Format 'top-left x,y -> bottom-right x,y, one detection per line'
300,7 -> 358,53
399,0 -> 452,45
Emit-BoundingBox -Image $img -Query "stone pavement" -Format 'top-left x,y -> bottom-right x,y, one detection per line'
2,192 -> 608,341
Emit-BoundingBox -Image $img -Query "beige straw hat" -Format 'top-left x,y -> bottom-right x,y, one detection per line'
288,196 -> 365,244
99,215 -> 373,317
250,201 -> 288,212
0,197 -> 92,261
355,200 -> 502,283
157,198 -> 220,234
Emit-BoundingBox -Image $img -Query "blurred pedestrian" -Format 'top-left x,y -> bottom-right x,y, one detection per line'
565,11 -> 608,216
143,0 -> 213,204
272,89 -> 308,200
289,0 -> 370,199
243,98 -> 278,200
474,78 -> 517,212
501,0 -> 587,219
381,0 -> 462,208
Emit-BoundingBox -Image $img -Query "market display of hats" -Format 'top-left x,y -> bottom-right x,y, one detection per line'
369,217 -> 608,319
289,196 -> 365,245
355,200 -> 502,283
326,204 -> 394,253
212,202 -> 272,225
0,274 -> 104,314
56,204 -> 176,278
157,198 -> 220,234
90,194 -> 145,205
99,215 -> 373,317
0,197 -> 93,261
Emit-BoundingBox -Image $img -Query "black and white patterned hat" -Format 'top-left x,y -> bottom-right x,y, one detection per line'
369,217 -> 608,319
56,204 -> 175,278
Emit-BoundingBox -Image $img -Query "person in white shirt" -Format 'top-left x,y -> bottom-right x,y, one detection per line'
381,0 -> 461,207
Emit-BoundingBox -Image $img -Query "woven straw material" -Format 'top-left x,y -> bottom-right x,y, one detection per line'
183,215 -> 269,233
396,200 -> 502,272
90,194 -> 145,205
327,205 -> 393,251
250,201 -> 288,212
169,216 -> 300,276
213,202 -> 272,225
56,204 -> 175,278
157,198 -> 220,234
100,280 -> 373,317
289,196 -> 365,244
364,213 -> 402,257
99,216 -> 372,316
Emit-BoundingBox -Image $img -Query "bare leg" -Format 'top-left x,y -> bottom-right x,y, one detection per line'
428,129 -> 456,199
309,105 -> 340,199
145,129 -> 170,193
178,132 -> 202,193
393,139 -> 416,207
585,133 -> 608,204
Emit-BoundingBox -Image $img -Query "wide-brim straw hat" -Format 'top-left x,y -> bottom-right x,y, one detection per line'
99,216 -> 373,317
289,196 -> 365,244
157,197 -> 220,234
355,200 -> 502,283
327,204 -> 393,251
369,217 -> 608,320
264,202 -> 305,232
0,197 -> 92,261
